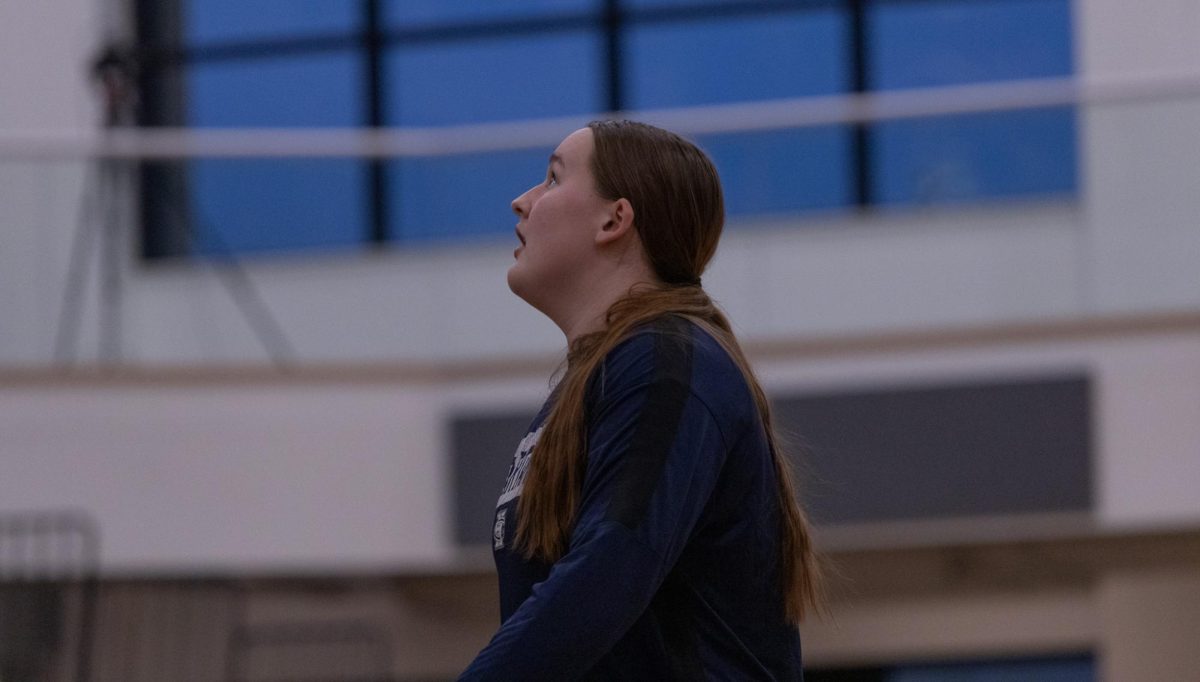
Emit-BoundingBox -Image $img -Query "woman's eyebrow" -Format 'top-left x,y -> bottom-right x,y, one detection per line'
548,153 -> 565,169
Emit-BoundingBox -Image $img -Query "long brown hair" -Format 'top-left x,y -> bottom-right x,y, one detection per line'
513,120 -> 824,623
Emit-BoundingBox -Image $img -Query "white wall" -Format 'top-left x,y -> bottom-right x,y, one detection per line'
112,201 -> 1084,365
1,381 -> 450,573
1,0 -> 1199,572
1076,0 -> 1200,314
0,371 -> 560,574
3,326 -> 1198,574
0,0 -> 99,366
0,2 -> 1196,368
0,0 -> 99,131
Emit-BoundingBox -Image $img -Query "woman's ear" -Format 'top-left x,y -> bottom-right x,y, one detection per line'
596,197 -> 635,246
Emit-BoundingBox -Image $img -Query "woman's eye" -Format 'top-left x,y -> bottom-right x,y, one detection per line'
546,172 -> 558,187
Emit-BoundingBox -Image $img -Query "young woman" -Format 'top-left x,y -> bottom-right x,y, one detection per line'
459,120 -> 823,681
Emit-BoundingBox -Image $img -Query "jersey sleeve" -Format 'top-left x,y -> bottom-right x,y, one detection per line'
458,326 -> 731,681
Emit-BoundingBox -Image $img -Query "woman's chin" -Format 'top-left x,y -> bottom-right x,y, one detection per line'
508,265 -> 551,314
506,263 -> 527,298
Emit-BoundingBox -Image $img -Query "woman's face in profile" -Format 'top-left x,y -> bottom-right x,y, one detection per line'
507,127 -> 613,309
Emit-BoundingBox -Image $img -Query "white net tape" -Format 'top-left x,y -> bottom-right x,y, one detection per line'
2,72 -> 1199,160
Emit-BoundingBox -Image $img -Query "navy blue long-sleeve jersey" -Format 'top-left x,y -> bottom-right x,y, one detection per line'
459,316 -> 804,681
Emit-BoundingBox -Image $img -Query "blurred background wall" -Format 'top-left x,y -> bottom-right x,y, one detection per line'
1,0 -> 1198,680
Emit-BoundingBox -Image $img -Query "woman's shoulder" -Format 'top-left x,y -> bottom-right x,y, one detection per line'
597,315 -> 751,409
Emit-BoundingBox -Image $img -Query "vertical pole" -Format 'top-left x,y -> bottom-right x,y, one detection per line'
98,158 -> 123,365
603,0 -> 623,113
365,0 -> 390,245
849,0 -> 872,208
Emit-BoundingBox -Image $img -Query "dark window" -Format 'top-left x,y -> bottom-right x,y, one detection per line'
868,0 -> 1076,205
383,0 -> 598,27
384,30 -> 604,241
186,54 -> 369,254
626,10 -> 854,216
137,0 -> 1076,258
184,0 -> 360,44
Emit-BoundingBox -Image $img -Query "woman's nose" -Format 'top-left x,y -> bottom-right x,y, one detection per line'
512,185 -> 537,218
511,191 -> 528,218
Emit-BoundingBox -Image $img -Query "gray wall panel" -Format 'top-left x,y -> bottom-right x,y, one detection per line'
777,374 -> 1093,524
450,412 -> 536,546
451,374 -> 1094,544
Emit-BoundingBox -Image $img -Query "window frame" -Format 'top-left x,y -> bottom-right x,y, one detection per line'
134,0 -> 1075,259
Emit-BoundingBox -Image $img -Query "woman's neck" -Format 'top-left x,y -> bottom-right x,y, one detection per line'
557,271 -> 660,346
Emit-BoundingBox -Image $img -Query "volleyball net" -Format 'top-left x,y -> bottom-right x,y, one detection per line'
1,71 -> 1199,160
